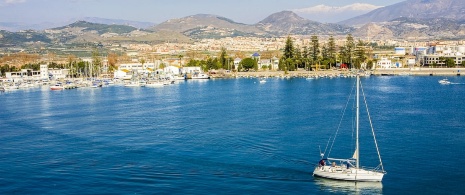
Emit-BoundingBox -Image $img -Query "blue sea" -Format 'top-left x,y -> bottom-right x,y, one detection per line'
1,76 -> 464,194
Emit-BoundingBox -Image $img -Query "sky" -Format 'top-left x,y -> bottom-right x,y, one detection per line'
0,0 -> 405,26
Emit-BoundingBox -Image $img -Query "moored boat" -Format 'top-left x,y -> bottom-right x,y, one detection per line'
50,83 -> 64,90
191,72 -> 210,79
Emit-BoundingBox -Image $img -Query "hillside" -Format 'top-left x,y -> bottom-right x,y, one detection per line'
0,30 -> 51,46
152,14 -> 267,38
81,17 -> 155,29
256,11 -> 353,36
340,0 -> 465,26
52,21 -> 138,35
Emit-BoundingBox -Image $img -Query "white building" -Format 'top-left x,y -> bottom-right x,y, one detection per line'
181,67 -> 202,74
6,69 -> 41,81
114,62 -> 162,79
377,58 -> 392,69
5,64 -> 68,81
48,68 -> 70,79
259,59 -> 271,69
164,65 -> 181,75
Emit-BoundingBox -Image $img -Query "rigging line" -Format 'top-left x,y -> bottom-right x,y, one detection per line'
351,91 -> 356,155
360,81 -> 385,172
326,79 -> 356,158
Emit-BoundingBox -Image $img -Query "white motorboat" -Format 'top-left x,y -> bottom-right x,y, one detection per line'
50,83 -> 64,90
191,72 -> 210,79
124,81 -> 141,87
313,75 -> 385,182
438,78 -> 451,85
145,81 -> 164,88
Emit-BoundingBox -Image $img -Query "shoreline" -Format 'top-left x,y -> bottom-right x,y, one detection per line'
213,68 -> 465,78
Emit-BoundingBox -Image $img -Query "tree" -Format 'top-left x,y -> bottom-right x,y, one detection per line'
328,35 -> 337,67
445,58 -> 455,67
354,40 -> 367,69
280,36 -> 295,71
107,53 -> 118,75
321,44 -> 329,69
92,49 -> 102,77
178,55 -> 183,67
302,46 -> 310,70
240,58 -> 257,71
438,57 -> 446,68
283,36 -> 294,59
310,35 -> 320,64
219,47 -> 228,70
294,46 -> 303,69
0,64 -> 9,76
341,34 -> 355,68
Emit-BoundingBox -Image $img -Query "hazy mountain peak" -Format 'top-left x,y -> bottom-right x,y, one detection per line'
256,11 -> 353,36
340,0 -> 465,26
259,11 -> 306,24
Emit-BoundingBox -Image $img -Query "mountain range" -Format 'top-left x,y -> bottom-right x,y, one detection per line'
340,0 -> 465,26
1,0 -> 465,47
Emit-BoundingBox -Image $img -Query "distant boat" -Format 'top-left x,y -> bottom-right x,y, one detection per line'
124,81 -> 141,87
259,78 -> 267,83
145,81 -> 164,88
313,75 -> 386,182
191,72 -> 210,79
50,83 -> 64,90
439,78 -> 451,85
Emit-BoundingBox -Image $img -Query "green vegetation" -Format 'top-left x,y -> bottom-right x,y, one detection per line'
278,34 -> 371,71
240,58 -> 258,71
0,30 -> 51,45
55,21 -> 137,34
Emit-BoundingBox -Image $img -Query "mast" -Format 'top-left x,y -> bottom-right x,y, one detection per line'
356,74 -> 360,169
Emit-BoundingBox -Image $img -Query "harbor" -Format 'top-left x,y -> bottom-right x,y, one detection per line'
1,76 -> 464,194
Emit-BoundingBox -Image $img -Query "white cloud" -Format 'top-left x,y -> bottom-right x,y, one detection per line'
1,0 -> 26,6
4,0 -> 26,4
294,3 -> 382,14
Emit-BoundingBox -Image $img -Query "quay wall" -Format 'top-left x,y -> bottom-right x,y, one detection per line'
212,68 -> 465,78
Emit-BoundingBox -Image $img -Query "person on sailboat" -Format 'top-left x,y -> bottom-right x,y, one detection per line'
319,159 -> 326,167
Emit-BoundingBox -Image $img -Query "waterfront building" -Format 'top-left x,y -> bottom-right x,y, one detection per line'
377,58 -> 393,69
5,64 -> 68,81
114,62 -> 162,79
48,68 -> 70,80
422,54 -> 465,66
271,56 -> 279,70
259,59 -> 271,69
5,69 -> 41,81
419,44 -> 465,66
181,67 -> 202,74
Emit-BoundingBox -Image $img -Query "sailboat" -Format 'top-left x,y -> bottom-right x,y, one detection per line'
313,74 -> 386,182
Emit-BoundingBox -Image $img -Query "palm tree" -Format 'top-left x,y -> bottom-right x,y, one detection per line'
178,55 -> 183,67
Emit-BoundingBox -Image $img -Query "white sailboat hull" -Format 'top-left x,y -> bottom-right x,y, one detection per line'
313,166 -> 384,182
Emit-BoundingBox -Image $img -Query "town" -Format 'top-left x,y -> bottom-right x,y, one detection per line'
1,35 -> 465,85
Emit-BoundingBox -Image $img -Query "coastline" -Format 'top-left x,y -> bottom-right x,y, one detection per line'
213,68 -> 465,78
